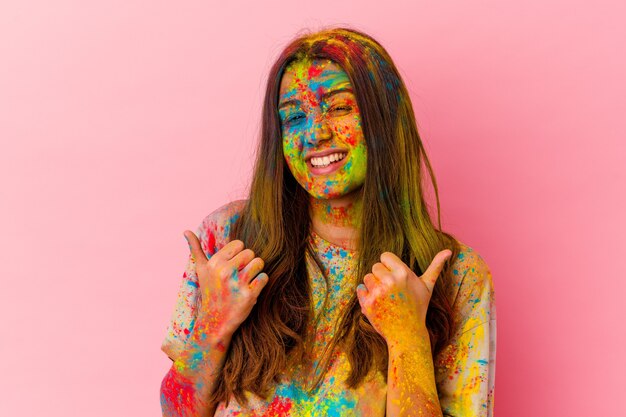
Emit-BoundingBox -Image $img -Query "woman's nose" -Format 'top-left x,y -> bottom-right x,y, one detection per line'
306,114 -> 332,146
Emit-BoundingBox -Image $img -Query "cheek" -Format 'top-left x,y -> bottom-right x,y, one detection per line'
331,119 -> 363,147
282,135 -> 307,175
343,139 -> 368,178
282,132 -> 304,156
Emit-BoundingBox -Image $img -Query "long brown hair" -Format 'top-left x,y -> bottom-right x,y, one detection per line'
209,26 -> 461,406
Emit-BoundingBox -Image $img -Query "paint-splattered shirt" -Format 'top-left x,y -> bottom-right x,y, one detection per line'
161,200 -> 496,416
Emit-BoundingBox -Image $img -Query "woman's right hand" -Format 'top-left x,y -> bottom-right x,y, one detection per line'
183,230 -> 269,341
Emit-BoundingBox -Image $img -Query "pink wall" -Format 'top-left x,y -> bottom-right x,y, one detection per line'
1,1 -> 624,416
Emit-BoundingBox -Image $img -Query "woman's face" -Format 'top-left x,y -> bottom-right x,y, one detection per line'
278,58 -> 367,200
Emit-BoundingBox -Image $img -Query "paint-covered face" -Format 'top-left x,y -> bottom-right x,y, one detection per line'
279,59 -> 367,200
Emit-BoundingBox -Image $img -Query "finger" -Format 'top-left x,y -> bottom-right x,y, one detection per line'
238,257 -> 265,286
356,283 -> 369,309
363,272 -> 379,291
214,239 -> 246,261
379,251 -> 408,276
420,249 -> 453,292
184,231 -> 208,264
371,263 -> 392,281
249,272 -> 270,298
228,248 -> 256,272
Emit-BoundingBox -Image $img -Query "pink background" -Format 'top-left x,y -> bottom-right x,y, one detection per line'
1,1 -> 624,416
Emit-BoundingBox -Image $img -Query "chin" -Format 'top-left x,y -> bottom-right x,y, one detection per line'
309,185 -> 362,200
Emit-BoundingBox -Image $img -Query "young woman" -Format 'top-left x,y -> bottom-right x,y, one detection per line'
160,27 -> 496,417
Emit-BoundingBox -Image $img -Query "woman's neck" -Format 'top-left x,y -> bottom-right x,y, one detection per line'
309,190 -> 363,251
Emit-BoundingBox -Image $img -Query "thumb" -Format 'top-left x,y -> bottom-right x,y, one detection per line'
420,249 -> 453,292
184,230 -> 208,264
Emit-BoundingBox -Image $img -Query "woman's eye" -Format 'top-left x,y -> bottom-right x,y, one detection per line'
329,105 -> 353,114
284,113 -> 305,125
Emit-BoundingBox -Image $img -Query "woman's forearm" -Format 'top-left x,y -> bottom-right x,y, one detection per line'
160,312 -> 233,417
386,326 -> 443,417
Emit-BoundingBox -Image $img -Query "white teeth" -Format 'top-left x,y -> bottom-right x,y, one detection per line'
310,152 -> 346,167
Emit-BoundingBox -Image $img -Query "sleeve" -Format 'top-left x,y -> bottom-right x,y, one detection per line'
434,246 -> 497,417
160,200 -> 246,361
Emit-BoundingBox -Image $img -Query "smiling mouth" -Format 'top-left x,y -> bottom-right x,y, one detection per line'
307,152 -> 348,175
308,152 -> 347,168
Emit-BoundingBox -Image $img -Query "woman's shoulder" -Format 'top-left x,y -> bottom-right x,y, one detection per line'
195,199 -> 248,257
448,240 -> 493,290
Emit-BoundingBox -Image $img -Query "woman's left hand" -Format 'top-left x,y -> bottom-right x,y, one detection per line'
356,249 -> 452,346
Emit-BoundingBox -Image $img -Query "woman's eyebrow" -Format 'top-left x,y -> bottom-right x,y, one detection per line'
321,87 -> 354,101
278,98 -> 299,110
277,87 -> 354,110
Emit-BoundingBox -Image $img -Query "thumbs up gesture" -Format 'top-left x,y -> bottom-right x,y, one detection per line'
356,249 -> 452,346
183,231 -> 269,342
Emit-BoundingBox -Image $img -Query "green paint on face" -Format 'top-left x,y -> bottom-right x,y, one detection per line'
278,58 -> 367,200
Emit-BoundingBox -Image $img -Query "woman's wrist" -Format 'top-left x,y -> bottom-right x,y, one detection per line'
190,311 -> 234,350
174,315 -> 233,379
386,323 -> 431,356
